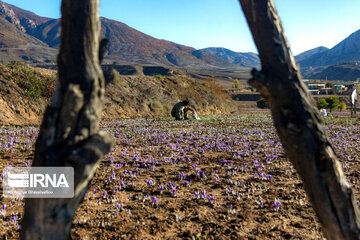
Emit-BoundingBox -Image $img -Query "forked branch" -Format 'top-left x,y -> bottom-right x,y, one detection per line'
20,0 -> 113,239
238,0 -> 360,239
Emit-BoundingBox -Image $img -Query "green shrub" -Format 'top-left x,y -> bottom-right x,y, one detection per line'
338,102 -> 346,111
233,79 -> 239,88
8,61 -> 25,69
110,69 -> 121,86
317,98 -> 328,109
325,96 -> 339,112
317,96 -> 340,112
113,97 -> 123,104
256,98 -> 268,109
16,67 -> 51,99
325,82 -> 333,88
154,74 -> 162,80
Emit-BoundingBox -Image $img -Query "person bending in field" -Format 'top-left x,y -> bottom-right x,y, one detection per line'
183,106 -> 200,120
171,100 -> 189,120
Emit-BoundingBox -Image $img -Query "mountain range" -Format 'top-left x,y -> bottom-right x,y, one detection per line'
295,30 -> 360,80
307,61 -> 360,81
297,30 -> 360,68
0,0 -> 359,79
0,0 -> 255,69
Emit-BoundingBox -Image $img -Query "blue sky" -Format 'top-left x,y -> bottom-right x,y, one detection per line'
3,0 -> 360,55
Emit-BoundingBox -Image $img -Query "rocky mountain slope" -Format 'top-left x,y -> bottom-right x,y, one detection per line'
202,47 -> 260,68
2,0 -> 359,72
0,1 -> 50,30
0,1 -> 57,63
307,61 -> 360,81
0,17 -> 45,48
294,46 -> 329,63
298,30 -> 360,68
99,17 -> 234,68
0,1 -> 247,69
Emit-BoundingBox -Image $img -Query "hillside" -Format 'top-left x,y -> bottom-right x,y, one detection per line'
0,1 -> 238,69
0,1 -> 58,63
0,0 -> 263,69
27,18 -> 60,48
0,1 -> 50,31
298,30 -> 360,67
0,63 -> 235,125
307,61 -> 360,81
0,17 -> 46,48
0,16 -> 56,63
203,47 -> 260,68
1,0 -> 360,71
99,17 -> 231,68
0,62 -> 55,125
294,46 -> 328,63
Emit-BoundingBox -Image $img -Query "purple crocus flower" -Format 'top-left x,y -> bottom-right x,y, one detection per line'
152,197 -> 158,206
266,174 -> 273,180
208,195 -> 215,205
219,160 -> 228,166
167,182 -> 175,188
193,191 -> 200,199
201,189 -> 207,199
184,180 -> 190,187
229,204 -> 236,214
10,215 -> 18,224
273,198 -> 281,211
171,187 -> 178,197
237,192 -> 241,200
178,172 -> 186,180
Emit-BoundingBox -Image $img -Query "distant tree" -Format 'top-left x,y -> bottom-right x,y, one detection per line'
256,98 -> 268,109
325,96 -> 339,112
325,82 -> 333,88
317,98 -> 328,109
110,69 -> 121,86
338,102 -> 346,111
233,79 -> 239,88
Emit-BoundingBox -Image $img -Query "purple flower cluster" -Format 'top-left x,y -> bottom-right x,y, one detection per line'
4,114 -> 358,235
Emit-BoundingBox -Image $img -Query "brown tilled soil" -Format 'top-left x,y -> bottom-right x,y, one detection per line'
1,113 -> 359,239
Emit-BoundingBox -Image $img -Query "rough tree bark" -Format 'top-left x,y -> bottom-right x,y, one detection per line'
238,1 -> 360,239
20,0 -> 113,239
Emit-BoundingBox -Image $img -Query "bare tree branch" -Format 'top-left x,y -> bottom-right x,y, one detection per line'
20,0 -> 113,239
238,0 -> 360,239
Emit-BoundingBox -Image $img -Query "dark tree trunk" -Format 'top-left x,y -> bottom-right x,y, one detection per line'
20,0 -> 113,239
238,0 -> 360,239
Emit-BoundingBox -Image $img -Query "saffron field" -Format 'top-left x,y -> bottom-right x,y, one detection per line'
0,114 -> 360,239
